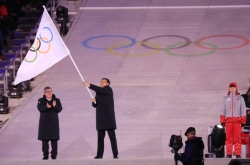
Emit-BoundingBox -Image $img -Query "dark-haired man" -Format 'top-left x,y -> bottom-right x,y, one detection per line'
37,87 -> 62,160
83,78 -> 118,159
175,127 -> 204,165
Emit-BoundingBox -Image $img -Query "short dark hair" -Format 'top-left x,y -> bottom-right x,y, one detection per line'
44,87 -> 52,92
101,78 -> 110,85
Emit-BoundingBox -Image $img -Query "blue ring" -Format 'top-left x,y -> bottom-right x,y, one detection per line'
82,35 -> 136,50
39,27 -> 53,43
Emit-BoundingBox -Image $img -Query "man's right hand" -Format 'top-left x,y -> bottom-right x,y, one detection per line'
83,81 -> 90,87
92,98 -> 96,103
47,102 -> 51,108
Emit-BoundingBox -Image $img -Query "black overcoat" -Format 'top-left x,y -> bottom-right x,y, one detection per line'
90,84 -> 117,131
37,94 -> 62,140
175,137 -> 204,164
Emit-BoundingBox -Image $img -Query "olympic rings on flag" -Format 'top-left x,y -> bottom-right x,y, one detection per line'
165,42 -> 218,57
36,37 -> 51,54
29,38 -> 41,52
107,41 -> 161,57
82,35 -> 136,50
25,27 -> 53,63
195,35 -> 250,50
39,27 -> 53,43
141,35 -> 192,50
25,46 -> 38,62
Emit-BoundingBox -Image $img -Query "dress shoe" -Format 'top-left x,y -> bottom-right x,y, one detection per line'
51,156 -> 56,160
236,155 -> 241,158
94,156 -> 102,159
113,155 -> 118,159
226,155 -> 232,158
42,157 -> 48,160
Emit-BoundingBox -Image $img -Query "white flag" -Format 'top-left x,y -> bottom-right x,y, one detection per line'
14,7 -> 70,85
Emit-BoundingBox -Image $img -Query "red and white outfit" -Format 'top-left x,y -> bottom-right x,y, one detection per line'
220,82 -> 246,156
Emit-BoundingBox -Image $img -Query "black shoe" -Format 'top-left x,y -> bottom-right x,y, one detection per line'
226,155 -> 232,158
236,155 -> 241,158
43,157 -> 48,160
113,155 -> 118,159
94,156 -> 102,159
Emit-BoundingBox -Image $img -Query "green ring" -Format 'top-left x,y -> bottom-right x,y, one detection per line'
165,42 -> 217,57
25,46 -> 38,62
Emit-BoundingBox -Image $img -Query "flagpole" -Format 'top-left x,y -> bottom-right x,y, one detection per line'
42,6 -> 94,100
68,54 -> 94,99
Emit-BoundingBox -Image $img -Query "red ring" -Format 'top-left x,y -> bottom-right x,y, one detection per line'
195,35 -> 250,50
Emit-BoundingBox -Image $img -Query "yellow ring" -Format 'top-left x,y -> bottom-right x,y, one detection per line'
36,37 -> 51,54
107,41 -> 161,57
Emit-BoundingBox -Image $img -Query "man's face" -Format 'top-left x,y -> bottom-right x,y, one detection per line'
229,86 -> 237,93
186,132 -> 195,140
44,89 -> 53,98
100,79 -> 109,88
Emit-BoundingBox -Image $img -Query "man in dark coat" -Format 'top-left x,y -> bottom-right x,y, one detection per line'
83,78 -> 118,159
37,87 -> 62,160
175,127 -> 204,165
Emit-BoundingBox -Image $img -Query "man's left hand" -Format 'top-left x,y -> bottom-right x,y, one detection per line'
53,100 -> 56,107
83,81 -> 90,87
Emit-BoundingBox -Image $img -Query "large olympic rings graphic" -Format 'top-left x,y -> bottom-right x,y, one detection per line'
82,34 -> 250,57
166,42 -> 217,57
141,35 -> 192,50
82,35 -> 136,50
108,41 -> 161,57
195,35 -> 250,50
25,27 -> 53,62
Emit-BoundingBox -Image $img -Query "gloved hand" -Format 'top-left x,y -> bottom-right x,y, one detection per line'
241,124 -> 245,127
221,123 -> 225,127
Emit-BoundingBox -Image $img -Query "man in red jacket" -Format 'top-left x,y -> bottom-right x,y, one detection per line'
220,82 -> 246,158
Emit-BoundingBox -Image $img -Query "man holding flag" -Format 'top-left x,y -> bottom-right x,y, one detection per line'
83,79 -> 119,159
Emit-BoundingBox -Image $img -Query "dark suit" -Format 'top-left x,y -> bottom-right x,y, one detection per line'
37,94 -> 62,158
89,84 -> 118,157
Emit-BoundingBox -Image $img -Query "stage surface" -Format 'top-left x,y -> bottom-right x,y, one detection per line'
0,0 -> 249,163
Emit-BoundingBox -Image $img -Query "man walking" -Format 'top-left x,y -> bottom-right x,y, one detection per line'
83,78 -> 118,159
37,87 -> 62,160
220,82 -> 246,158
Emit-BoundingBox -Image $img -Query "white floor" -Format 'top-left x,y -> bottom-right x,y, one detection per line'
0,0 -> 249,161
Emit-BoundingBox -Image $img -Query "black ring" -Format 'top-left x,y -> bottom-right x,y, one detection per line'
141,35 -> 192,50
29,38 -> 41,52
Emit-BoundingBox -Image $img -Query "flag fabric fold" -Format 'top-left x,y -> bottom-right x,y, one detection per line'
14,7 -> 70,85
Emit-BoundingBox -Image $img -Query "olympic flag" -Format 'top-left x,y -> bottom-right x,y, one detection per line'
13,7 -> 70,85
14,7 -> 94,99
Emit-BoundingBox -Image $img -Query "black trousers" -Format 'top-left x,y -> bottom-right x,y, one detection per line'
42,140 -> 58,158
97,129 -> 118,157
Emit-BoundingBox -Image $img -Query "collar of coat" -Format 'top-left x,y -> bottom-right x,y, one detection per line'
103,85 -> 109,88
43,94 -> 56,100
